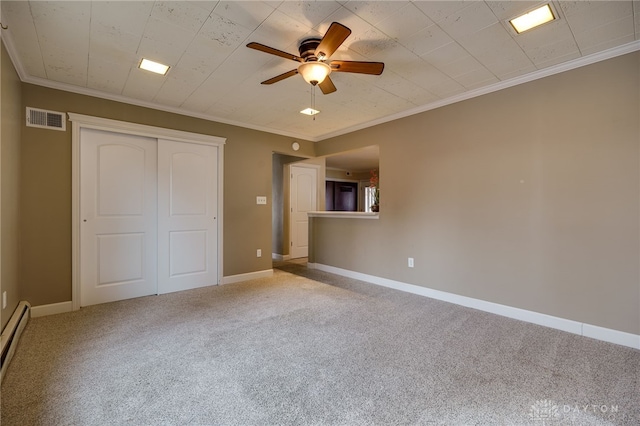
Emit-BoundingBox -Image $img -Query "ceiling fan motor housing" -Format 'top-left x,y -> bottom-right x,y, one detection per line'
299,38 -> 322,61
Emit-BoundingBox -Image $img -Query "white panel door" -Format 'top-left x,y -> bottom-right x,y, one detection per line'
80,128 -> 158,307
157,139 -> 218,294
290,165 -> 317,259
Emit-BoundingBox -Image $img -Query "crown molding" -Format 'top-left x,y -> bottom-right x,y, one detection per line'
1,23 -> 28,82
22,74 -> 315,142
4,23 -> 639,144
2,28 -> 314,142
317,39 -> 640,141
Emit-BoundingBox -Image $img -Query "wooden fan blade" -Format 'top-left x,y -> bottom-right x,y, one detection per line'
247,42 -> 303,62
261,69 -> 298,85
330,60 -> 384,75
318,75 -> 337,94
315,22 -> 351,59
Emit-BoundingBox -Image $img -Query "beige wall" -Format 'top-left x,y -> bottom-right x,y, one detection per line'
312,52 -> 640,335
19,84 -> 314,306
1,42 -> 23,330
326,169 -> 353,180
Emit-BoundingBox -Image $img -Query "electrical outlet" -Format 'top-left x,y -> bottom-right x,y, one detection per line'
257,249 -> 262,258
256,196 -> 267,205
408,257 -> 414,268
2,291 -> 6,309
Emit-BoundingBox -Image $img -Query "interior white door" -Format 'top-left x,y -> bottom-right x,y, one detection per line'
157,139 -> 218,294
290,165 -> 317,259
80,128 -> 158,307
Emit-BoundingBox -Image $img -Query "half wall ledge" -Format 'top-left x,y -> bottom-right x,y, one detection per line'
308,211 -> 379,219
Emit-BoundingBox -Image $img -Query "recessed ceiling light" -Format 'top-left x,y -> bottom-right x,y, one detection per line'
139,58 -> 170,75
300,108 -> 320,116
510,4 -> 556,34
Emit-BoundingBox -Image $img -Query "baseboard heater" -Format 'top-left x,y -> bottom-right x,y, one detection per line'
0,301 -> 31,382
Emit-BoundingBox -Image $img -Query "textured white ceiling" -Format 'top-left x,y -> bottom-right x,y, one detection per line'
2,1 -> 640,141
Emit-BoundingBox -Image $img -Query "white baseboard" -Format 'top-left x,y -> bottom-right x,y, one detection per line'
31,270 -> 274,314
308,263 -> 640,350
272,253 -> 291,261
222,269 -> 273,285
582,323 -> 640,350
30,301 -> 73,318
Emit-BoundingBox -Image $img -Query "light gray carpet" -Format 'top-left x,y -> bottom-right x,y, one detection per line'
2,265 -> 638,425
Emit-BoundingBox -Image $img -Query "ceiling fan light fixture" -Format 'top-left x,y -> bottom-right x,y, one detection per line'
298,62 -> 331,85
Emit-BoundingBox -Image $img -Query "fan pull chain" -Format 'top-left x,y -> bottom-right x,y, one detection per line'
311,85 -> 316,121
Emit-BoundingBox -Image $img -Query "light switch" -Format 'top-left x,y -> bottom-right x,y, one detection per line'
256,196 -> 267,205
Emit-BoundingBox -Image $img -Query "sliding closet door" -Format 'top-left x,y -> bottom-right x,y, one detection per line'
157,139 -> 219,294
80,128 -> 158,307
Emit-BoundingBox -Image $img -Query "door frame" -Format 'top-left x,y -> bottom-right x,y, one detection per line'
69,113 -> 226,311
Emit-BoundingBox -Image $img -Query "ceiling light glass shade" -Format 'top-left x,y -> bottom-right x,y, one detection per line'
298,62 -> 331,85
510,4 -> 555,33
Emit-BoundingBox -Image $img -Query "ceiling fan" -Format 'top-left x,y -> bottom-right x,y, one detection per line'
247,22 -> 384,94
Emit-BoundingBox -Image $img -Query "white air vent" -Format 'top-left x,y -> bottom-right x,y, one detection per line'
26,107 -> 66,131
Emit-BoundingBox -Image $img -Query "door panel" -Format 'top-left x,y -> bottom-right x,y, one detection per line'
290,165 -> 317,259
97,233 -> 144,285
158,140 -> 218,294
97,145 -> 146,215
170,230 -> 207,276
170,153 -> 208,215
80,128 -> 158,306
